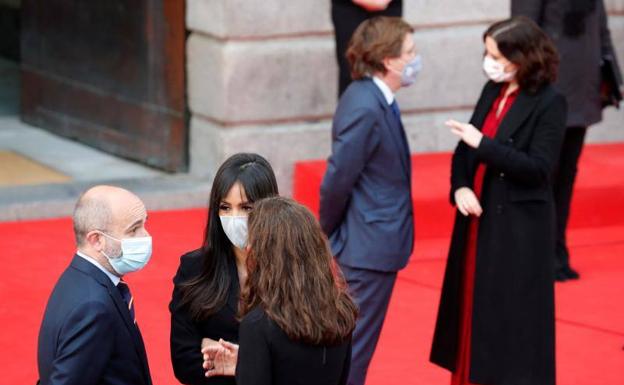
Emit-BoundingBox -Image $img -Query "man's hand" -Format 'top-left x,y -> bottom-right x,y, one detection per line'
352,0 -> 392,12
446,119 -> 484,149
202,339 -> 239,377
454,187 -> 483,217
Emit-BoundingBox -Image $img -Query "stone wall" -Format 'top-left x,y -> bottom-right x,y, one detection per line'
186,0 -> 624,194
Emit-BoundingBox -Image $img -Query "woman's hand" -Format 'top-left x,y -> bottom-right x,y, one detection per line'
202,339 -> 239,377
446,119 -> 484,149
352,0 -> 392,12
454,187 -> 483,217
201,337 -> 219,351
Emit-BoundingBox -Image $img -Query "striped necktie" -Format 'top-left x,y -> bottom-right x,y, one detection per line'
117,280 -> 136,324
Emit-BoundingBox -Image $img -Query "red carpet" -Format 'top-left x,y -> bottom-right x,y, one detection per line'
2,143 -> 624,384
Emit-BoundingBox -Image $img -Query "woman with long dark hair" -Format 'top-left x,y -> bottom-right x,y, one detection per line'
235,196 -> 358,385
430,17 -> 566,385
169,153 -> 279,385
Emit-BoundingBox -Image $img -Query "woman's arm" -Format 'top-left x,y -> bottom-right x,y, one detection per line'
338,342 -> 352,385
475,93 -> 567,187
170,256 -> 211,385
450,141 -> 472,205
449,82 -> 496,204
235,312 -> 272,385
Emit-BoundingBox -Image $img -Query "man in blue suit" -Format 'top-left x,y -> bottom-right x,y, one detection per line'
320,16 -> 421,385
37,185 -> 153,385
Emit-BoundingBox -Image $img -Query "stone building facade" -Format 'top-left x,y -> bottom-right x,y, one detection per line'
186,0 -> 624,194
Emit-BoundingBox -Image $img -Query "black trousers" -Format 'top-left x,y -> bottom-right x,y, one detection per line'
331,0 -> 402,97
553,126 -> 587,270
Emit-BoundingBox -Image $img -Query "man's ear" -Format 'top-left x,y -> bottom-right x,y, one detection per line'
85,230 -> 104,251
382,56 -> 393,72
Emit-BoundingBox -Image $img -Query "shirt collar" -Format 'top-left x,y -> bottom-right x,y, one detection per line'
372,76 -> 395,105
77,250 -> 121,286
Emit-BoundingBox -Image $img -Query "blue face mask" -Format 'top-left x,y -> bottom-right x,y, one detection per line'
100,232 -> 153,275
400,54 -> 423,87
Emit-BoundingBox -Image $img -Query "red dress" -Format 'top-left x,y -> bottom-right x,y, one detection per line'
451,84 -> 519,385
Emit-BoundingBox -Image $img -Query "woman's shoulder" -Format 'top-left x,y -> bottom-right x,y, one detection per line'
238,307 -> 271,341
241,306 -> 268,326
534,84 -> 567,111
173,248 -> 204,283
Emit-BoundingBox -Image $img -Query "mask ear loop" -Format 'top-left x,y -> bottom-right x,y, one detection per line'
97,231 -> 122,260
98,231 -> 122,243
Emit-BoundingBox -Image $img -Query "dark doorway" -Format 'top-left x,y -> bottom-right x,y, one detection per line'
20,0 -> 187,172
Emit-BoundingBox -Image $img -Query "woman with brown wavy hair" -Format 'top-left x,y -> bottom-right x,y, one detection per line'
236,196 -> 357,385
431,17 -> 566,385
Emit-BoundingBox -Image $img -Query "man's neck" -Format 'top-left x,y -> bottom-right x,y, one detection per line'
77,248 -> 121,278
374,72 -> 401,93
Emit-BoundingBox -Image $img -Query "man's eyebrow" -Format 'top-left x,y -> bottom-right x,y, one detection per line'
125,218 -> 144,231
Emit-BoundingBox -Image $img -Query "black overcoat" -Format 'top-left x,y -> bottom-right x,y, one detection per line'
512,0 -> 622,127
430,81 -> 567,385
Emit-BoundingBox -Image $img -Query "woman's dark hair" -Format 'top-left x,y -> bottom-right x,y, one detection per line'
240,197 -> 358,345
347,16 -> 414,80
179,153 -> 279,320
484,16 -> 559,93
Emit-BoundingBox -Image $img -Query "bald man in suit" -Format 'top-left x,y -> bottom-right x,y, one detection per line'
37,185 -> 153,385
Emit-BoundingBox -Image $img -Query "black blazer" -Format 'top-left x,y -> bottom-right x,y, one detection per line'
169,250 -> 240,385
37,255 -> 152,385
431,81 -> 567,385
236,307 -> 352,385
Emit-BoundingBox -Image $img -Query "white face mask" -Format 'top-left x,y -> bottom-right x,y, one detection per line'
482,55 -> 516,83
100,232 -> 153,275
389,54 -> 423,87
220,216 -> 248,250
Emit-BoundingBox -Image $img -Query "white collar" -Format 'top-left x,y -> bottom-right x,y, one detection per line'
372,76 -> 395,105
77,250 -> 121,286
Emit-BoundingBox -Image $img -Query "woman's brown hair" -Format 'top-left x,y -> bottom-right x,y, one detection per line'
347,16 -> 414,80
240,197 -> 358,345
484,16 -> 559,93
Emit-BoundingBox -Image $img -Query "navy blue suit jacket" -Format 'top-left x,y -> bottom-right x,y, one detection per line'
37,255 -> 152,385
320,78 -> 414,272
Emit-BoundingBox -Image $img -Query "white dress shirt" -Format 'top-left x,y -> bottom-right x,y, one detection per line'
77,250 -> 121,286
372,76 -> 395,105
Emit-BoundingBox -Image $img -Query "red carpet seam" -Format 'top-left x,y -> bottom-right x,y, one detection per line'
555,318 -> 624,337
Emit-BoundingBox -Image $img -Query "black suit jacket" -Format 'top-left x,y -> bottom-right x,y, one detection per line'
37,255 -> 152,385
236,307 -> 351,385
431,81 -> 566,385
169,250 -> 240,385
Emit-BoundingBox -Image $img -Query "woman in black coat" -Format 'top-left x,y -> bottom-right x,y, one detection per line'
430,17 -> 567,385
235,197 -> 357,385
169,153 -> 279,385
511,0 -> 623,280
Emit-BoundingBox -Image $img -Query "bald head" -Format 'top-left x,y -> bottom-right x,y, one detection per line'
73,185 -> 146,247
